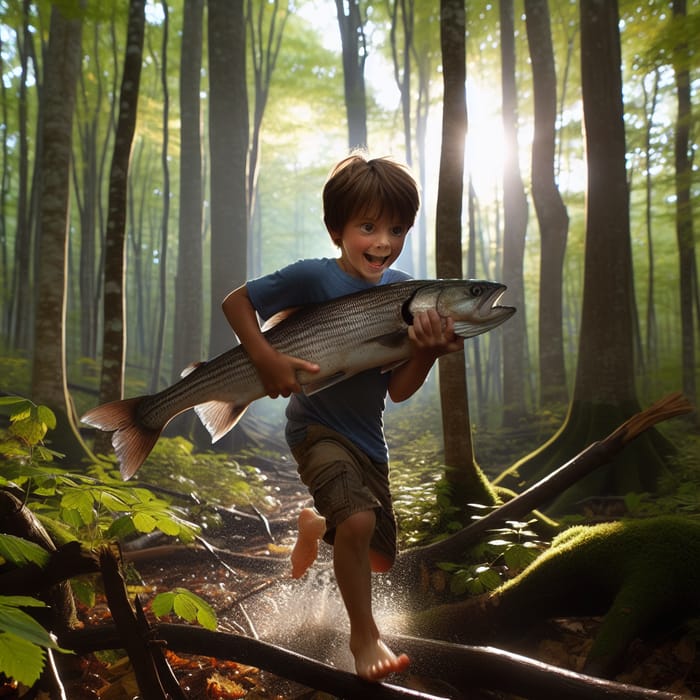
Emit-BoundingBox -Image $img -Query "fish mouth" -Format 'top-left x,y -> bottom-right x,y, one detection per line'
478,284 -> 516,320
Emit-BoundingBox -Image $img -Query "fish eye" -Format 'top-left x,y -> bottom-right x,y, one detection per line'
469,284 -> 484,297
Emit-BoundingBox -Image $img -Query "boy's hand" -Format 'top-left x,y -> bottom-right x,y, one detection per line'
408,309 -> 464,356
252,347 -> 320,399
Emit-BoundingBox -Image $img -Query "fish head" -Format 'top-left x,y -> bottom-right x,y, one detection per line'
407,280 -> 516,338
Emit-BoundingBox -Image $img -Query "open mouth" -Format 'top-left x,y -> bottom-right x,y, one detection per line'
365,253 -> 390,266
479,285 -> 516,320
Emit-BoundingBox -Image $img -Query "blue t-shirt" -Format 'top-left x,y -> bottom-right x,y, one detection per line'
246,258 -> 411,462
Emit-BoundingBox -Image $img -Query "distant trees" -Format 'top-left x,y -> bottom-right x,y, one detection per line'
31,2 -> 91,462
498,0 -> 672,512
97,0 -> 145,428
207,0 -> 248,357
499,0 -> 529,427
172,0 -> 204,384
524,0 -> 569,408
435,0 -> 474,500
335,0 -> 368,149
671,0 -> 697,415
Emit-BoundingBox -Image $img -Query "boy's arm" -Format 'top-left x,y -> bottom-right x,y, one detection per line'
388,309 -> 464,403
222,284 -> 319,398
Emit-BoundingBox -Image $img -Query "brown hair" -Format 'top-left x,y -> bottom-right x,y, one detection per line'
322,152 -> 420,239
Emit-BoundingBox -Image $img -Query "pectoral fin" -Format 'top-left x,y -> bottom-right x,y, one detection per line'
302,372 -> 347,396
453,321 -> 480,338
374,330 -> 409,347
195,401 -> 249,442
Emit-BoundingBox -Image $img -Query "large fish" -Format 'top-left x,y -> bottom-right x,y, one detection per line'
82,279 -> 515,479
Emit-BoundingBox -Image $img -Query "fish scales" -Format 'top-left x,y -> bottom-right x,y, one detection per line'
82,279 -> 515,478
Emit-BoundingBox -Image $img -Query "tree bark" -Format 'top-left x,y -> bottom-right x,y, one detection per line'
207,0 -> 248,357
500,0 -> 530,426
172,0 -> 204,387
524,0 -> 569,408
671,0 -> 697,416
435,0 -> 480,507
95,0 -> 145,453
335,0 -> 368,149
30,1 -> 93,464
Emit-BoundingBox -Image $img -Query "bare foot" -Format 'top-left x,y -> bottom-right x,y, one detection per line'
353,638 -> 410,681
290,508 -> 326,578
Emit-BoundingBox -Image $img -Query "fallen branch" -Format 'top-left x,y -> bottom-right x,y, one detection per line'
60,623 -> 449,700
385,634 -> 694,700
397,393 -> 693,571
59,623 -> 692,700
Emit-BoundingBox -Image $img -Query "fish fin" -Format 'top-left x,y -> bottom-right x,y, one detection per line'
261,306 -> 302,332
454,321 -> 482,338
180,361 -> 206,378
380,359 -> 408,374
301,372 -> 348,396
194,401 -> 249,442
81,397 -> 161,481
374,330 -> 409,347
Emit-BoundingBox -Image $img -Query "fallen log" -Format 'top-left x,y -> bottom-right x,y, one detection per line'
59,623 -> 693,700
396,393 -> 693,572
385,634 -> 694,700
60,623 -> 451,700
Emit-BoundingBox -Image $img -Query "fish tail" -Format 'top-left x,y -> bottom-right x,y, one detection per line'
81,397 -> 161,480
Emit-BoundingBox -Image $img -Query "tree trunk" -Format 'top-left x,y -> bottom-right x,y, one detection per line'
496,0 -> 673,514
150,1 -> 170,394
671,0 -> 697,417
172,0 -> 204,386
334,0 -> 368,150
524,0 -> 569,408
500,0 -> 529,427
246,0 -> 288,276
207,0 -> 248,358
95,0 -> 145,453
435,0 -> 488,511
30,2 -> 92,465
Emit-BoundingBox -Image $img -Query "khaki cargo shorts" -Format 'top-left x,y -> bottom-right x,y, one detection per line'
289,423 -> 397,563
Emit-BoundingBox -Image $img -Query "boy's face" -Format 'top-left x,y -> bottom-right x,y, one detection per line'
331,213 -> 410,284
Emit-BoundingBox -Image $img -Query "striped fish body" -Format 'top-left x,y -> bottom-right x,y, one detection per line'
82,279 -> 514,478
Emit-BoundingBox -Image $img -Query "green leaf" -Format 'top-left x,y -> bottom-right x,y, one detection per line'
36,405 -> 56,430
60,490 -> 96,525
69,579 -> 95,608
173,594 -> 198,622
132,511 -> 157,533
9,418 -> 46,445
503,543 -> 540,571
151,592 -> 175,618
154,517 -> 181,537
0,535 -> 50,568
0,604 -> 54,647
152,589 -> 217,631
0,396 -> 31,409
0,631 -> 45,686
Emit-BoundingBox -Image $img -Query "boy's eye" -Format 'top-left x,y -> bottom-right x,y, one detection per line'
361,223 -> 375,233
391,226 -> 406,237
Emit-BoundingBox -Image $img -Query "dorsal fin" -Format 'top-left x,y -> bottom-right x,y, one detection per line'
261,306 -> 302,332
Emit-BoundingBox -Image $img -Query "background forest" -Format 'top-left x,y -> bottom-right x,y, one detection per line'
0,0 -> 698,479
0,0 -> 699,696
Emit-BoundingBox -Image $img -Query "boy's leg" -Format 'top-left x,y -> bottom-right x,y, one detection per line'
291,507 -> 327,578
333,509 -> 410,681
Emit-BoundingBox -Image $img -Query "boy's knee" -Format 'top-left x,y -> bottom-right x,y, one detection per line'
337,509 -> 377,542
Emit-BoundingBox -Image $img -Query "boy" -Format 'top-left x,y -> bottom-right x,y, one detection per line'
222,153 -> 463,681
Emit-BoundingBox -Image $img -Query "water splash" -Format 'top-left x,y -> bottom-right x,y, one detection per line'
231,560 -> 412,672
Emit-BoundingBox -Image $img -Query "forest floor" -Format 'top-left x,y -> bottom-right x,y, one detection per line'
60,461 -> 700,700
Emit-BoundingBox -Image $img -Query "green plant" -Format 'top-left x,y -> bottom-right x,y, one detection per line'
439,518 -> 549,596
0,396 -> 221,688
